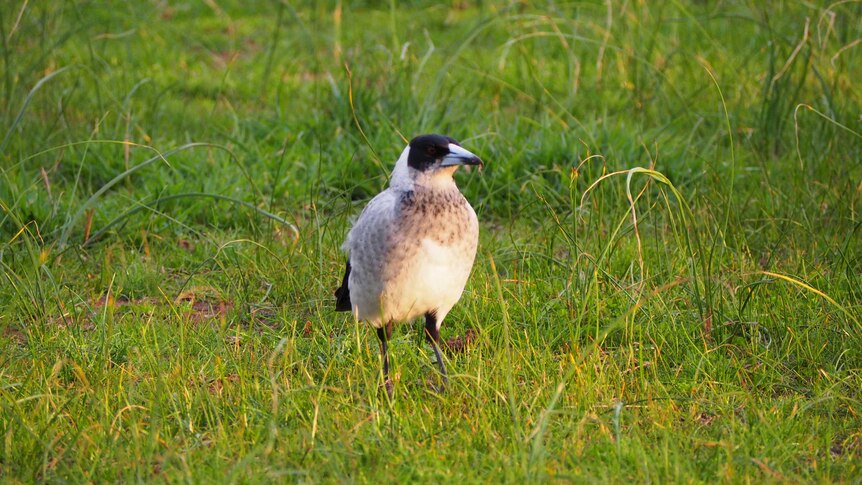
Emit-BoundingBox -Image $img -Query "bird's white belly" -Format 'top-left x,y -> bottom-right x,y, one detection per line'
350,235 -> 476,327
383,238 -> 472,320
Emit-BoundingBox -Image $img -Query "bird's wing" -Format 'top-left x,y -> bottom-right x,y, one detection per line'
344,188 -> 401,252
335,189 -> 401,312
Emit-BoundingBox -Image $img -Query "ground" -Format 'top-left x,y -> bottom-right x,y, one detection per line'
1,1 -> 861,482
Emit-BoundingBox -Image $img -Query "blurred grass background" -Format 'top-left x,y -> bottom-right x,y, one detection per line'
1,0 -> 861,481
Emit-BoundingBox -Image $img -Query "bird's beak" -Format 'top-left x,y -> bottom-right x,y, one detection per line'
441,143 -> 483,168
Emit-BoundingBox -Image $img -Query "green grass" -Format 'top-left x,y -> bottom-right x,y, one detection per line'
2,0 -> 861,481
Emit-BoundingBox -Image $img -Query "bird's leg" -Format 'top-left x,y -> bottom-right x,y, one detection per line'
424,312 -> 448,392
377,327 -> 390,378
377,323 -> 394,398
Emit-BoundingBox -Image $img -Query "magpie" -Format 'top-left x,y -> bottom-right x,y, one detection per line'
335,134 -> 483,394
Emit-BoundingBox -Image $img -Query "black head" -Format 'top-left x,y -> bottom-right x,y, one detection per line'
406,134 -> 482,172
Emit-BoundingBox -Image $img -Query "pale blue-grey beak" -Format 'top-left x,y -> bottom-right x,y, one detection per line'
440,143 -> 483,168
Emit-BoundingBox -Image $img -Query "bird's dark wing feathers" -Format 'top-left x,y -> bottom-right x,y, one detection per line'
334,260 -> 352,311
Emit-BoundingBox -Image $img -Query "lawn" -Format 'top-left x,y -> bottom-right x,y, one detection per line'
1,0 -> 861,482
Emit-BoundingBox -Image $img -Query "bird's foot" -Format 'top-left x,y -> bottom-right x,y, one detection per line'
429,382 -> 446,394
382,378 -> 394,399
427,369 -> 448,394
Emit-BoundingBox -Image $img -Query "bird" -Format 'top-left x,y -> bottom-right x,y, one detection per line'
334,134 -> 483,395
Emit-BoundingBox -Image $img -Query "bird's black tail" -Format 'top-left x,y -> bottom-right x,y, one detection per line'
334,260 -> 352,311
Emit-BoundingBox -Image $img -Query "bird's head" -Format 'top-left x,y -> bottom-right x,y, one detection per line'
389,134 -> 483,190
406,134 -> 483,174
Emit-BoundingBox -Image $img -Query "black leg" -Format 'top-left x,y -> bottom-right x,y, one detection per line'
424,312 -> 448,392
377,324 -> 394,397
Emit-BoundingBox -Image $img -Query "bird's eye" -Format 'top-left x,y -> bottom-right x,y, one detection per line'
425,146 -> 437,156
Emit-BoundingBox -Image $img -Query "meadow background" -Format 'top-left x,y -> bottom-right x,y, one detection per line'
1,0 -> 861,482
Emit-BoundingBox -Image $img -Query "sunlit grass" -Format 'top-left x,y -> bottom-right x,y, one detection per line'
1,1 -> 861,481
